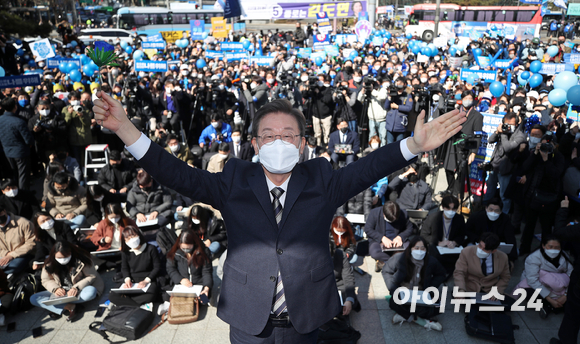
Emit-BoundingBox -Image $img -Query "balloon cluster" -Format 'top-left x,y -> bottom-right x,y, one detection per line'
548,71 -> 579,106
176,39 -> 189,49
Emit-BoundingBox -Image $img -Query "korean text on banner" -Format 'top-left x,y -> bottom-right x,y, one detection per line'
459,69 -> 498,82
47,58 -> 81,69
316,12 -> 332,34
212,17 -> 228,38
0,74 -> 42,89
298,48 -> 312,58
161,31 -> 187,44
271,1 -> 367,20
250,56 -> 275,66
134,61 -> 168,73
206,50 -> 224,59
190,20 -> 206,40
564,53 -> 580,63
142,41 -> 166,50
221,42 -> 244,51
313,34 -> 330,51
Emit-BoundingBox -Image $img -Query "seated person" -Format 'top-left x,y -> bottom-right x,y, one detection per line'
127,170 -> 172,228
382,236 -> 446,331
32,211 -> 77,271
207,142 -> 233,173
330,216 -> 358,264
53,148 -> 82,183
198,113 -> 233,150
165,135 -> 195,167
299,136 -> 324,163
364,201 -> 413,272
47,172 -> 87,230
362,135 -> 381,157
335,188 -> 373,221
421,195 -> 466,276
91,203 -> 137,252
385,164 -> 435,211
513,236 -> 573,318
86,184 -> 121,225
228,129 -> 254,161
97,149 -> 137,201
0,205 -> 35,275
0,269 -> 13,326
454,232 -> 512,303
331,240 -> 357,317
42,162 -> 65,208
0,178 -> 40,219
30,241 -> 104,321
187,204 -> 227,256
159,230 -> 213,315
328,118 -> 360,166
108,226 -> 160,308
465,198 -> 517,262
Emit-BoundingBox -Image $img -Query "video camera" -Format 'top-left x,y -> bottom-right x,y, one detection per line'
363,76 -> 376,95
278,71 -> 295,88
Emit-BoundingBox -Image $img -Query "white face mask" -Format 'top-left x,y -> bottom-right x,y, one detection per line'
545,249 -> 561,258
411,249 -> 426,260
191,218 -> 200,224
5,189 -> 18,198
529,136 -> 541,147
109,217 -> 120,224
169,144 -> 180,153
486,211 -> 500,221
370,142 -> 379,150
232,136 -> 241,143
70,100 -> 81,107
126,237 -> 141,249
323,83 -> 330,87
56,256 -> 72,265
411,69 -> 418,74
301,76 -> 308,82
219,153 -> 228,160
258,139 -> 300,174
40,219 -> 55,230
191,73 -> 197,78
94,196 -> 104,202
211,122 -> 219,128
444,210 -> 456,219
250,83 -> 257,90
181,70 -> 189,76
353,76 -> 362,83
333,229 -> 345,244
39,109 -> 50,116
476,247 -> 490,259
463,100 -> 473,108
420,77 -> 428,83
432,94 -> 440,102
267,78 -> 275,84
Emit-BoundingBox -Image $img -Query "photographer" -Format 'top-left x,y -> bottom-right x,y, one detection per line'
357,76 -> 387,146
28,100 -> 67,163
333,81 -> 358,132
211,77 -> 239,125
273,72 -> 301,111
242,75 -> 269,113
62,91 -> 93,167
522,38 -> 544,62
308,74 -> 334,146
483,112 -> 527,214
384,77 -> 413,144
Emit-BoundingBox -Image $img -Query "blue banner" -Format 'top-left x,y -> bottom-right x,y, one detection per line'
142,41 -> 166,50
206,50 -> 224,59
224,0 -> 241,18
493,59 -> 513,69
134,61 -> 168,72
221,42 -> 244,51
519,0 -> 542,4
47,57 -> 81,69
190,20 -> 206,40
459,69 -> 497,82
250,56 -> 274,66
539,63 -> 575,75
297,48 -> 312,58
0,74 -> 41,89
334,34 -> 357,45
372,36 -> 384,46
324,45 -> 340,57
146,33 -> 164,42
564,53 -> 580,63
224,51 -> 248,61
313,34 -> 330,51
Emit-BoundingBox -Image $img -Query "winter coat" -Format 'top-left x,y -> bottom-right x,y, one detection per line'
126,180 -> 173,219
41,258 -> 104,296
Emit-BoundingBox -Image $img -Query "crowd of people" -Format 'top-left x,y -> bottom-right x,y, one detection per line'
0,18 -> 580,343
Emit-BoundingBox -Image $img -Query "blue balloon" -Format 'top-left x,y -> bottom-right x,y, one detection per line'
385,31 -> 392,39
466,75 -> 477,85
0,66 -> 5,77
530,61 -> 542,73
412,45 -> 421,54
529,74 -> 543,88
16,49 -> 24,56
80,54 -> 91,65
419,42 -> 427,48
133,50 -> 144,60
15,39 -> 22,45
430,47 -> 438,57
473,48 -> 482,57
59,62 -> 68,73
567,85 -> 580,105
69,69 -> 82,82
202,32 -> 209,39
449,47 -> 457,56
314,57 -> 323,66
406,33 -> 412,39
554,71 -> 578,92
547,45 -> 559,57
521,71 -> 531,80
82,64 -> 93,75
125,46 -> 133,54
549,88 -> 568,106
196,59 -> 206,69
70,40 -> 78,47
489,81 -> 505,98
242,40 -> 251,50
28,60 -> 35,68
518,73 -> 528,86
421,46 -> 430,56
349,50 -> 358,59
120,41 -> 128,49
66,62 -> 77,73
71,53 -> 77,58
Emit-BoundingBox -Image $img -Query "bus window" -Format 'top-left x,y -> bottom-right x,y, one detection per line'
151,13 -> 168,24
133,14 -> 149,26
174,13 -> 188,24
119,14 -> 134,28
463,11 -> 475,21
477,10 -> 493,22
442,10 -> 454,21
516,10 -> 535,22
413,10 -> 424,21
423,10 -> 435,20
495,10 -> 514,22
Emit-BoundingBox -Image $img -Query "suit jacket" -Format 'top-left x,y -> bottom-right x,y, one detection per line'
363,207 -> 413,244
328,129 -> 360,156
387,176 -> 434,211
420,210 -> 466,248
298,145 -> 325,163
134,138 -> 413,335
465,210 -> 518,261
453,245 -> 511,294
228,141 -> 254,161
0,190 -> 40,220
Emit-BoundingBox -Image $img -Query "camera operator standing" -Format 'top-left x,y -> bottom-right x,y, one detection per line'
28,100 -> 67,164
307,74 -> 334,146
213,77 -> 239,126
333,81 -> 358,133
483,113 -> 527,214
384,77 -> 413,145
357,76 -> 387,146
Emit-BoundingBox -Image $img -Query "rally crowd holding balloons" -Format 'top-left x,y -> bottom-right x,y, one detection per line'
1,20 -> 580,342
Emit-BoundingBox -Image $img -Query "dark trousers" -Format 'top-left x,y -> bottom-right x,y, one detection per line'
330,153 -> 355,166
0,293 -> 13,314
520,202 -> 557,254
8,156 -> 30,190
71,145 -> 85,168
389,295 -> 439,320
108,282 -> 158,307
558,271 -> 580,344
369,242 -> 393,263
430,250 -> 460,277
230,323 -> 318,344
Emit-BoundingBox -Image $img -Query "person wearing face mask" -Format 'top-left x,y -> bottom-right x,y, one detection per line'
384,77 -> 413,145
97,150 -> 138,202
228,128 -> 254,161
420,195 -> 466,277
160,80 -> 191,134
47,172 -> 87,230
187,204 -> 227,256
109,226 -> 160,308
242,75 -> 269,113
0,178 -> 40,220
214,77 -> 240,127
465,198 -> 518,262
513,236 -> 572,319
92,203 -> 136,252
329,216 -> 358,265
382,236 -> 446,331
328,218 -> 359,317
32,211 -> 77,270
304,74 -> 335,146
327,118 -> 360,166
454,232 -> 512,303
30,241 -> 104,321
164,134 -> 195,167
127,170 -> 173,228
0,204 -> 35,276
63,91 -> 93,167
198,113 -> 233,150
362,135 -> 381,157
93,86 -> 467,342
28,100 -> 68,164
16,90 -> 34,122
207,142 -> 233,173
365,201 -> 414,272
160,230 -> 213,313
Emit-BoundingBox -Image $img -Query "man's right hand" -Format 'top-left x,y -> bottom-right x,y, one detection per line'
104,236 -> 112,244
381,236 -> 392,248
561,196 -> 569,208
181,278 -> 193,287
92,91 -> 133,134
110,189 -> 117,193
136,213 -> 147,223
55,213 -> 65,219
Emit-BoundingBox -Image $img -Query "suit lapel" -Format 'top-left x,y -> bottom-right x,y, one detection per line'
278,165 -> 308,231
248,166 -> 277,229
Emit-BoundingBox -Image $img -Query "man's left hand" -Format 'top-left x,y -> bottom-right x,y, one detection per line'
0,255 -> 13,266
406,109 -> 466,155
204,239 -> 211,248
392,236 -> 403,247
342,301 -> 353,316
65,213 -> 75,220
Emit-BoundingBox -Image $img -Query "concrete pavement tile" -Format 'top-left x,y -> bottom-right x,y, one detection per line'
350,309 -> 384,343
0,329 -> 26,343
514,328 -> 540,344
5,310 -> 44,332
518,308 -> 565,330
354,269 -> 376,311
18,328 -> 57,344
48,329 -> 89,343
436,308 -> 467,330
204,312 -> 230,330
140,329 -> 176,344
378,309 -> 416,344
32,312 -> 67,332
178,317 -> 209,331
170,330 -> 206,344
530,329 -> 564,344
78,325 -> 140,344
442,329 -> 499,344
202,329 -> 230,343
409,323 -> 447,344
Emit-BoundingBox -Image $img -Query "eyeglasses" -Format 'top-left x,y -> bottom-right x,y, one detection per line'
257,132 -> 300,145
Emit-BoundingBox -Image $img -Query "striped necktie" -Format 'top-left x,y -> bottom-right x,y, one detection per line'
271,187 -> 287,316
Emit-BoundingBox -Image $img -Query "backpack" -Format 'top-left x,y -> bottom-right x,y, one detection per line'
317,317 -> 361,344
89,305 -> 154,342
10,273 -> 41,313
156,226 -> 178,255
464,308 -> 518,344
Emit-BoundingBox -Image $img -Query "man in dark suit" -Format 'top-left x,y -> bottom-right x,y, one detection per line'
385,164 -> 435,211
0,178 -> 40,219
328,118 -> 360,166
299,136 -> 324,163
228,128 -> 254,161
93,91 -> 465,343
364,201 -> 414,272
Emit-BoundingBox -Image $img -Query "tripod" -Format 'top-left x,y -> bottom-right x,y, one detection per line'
358,89 -> 377,151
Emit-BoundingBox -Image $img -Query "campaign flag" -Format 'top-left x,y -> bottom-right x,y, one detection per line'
459,69 -> 498,82
354,20 -> 372,41
142,41 -> 166,49
47,58 -> 81,69
30,38 -> 55,62
324,45 -> 340,56
250,56 -> 274,66
224,0 -> 242,18
313,34 -> 330,51
316,12 -> 332,34
298,48 -> 312,58
221,42 -> 244,50
190,20 -> 206,40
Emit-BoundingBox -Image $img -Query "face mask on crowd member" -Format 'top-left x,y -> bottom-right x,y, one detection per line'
486,202 -> 502,221
411,241 -> 427,260
529,127 -> 544,149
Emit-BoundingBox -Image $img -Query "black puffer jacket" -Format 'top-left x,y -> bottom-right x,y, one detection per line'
166,248 -> 213,290
126,180 -> 173,219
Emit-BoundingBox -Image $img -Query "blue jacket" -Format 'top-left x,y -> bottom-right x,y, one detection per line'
0,111 -> 34,158
198,122 -> 233,145
384,93 -> 413,133
327,129 -> 360,156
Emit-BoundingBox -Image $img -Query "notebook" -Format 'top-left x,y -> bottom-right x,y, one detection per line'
436,246 -> 464,255
41,295 -> 79,306
166,285 -> 203,297
111,283 -> 151,294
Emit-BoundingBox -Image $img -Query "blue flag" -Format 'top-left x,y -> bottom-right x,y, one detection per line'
224,0 -> 241,19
